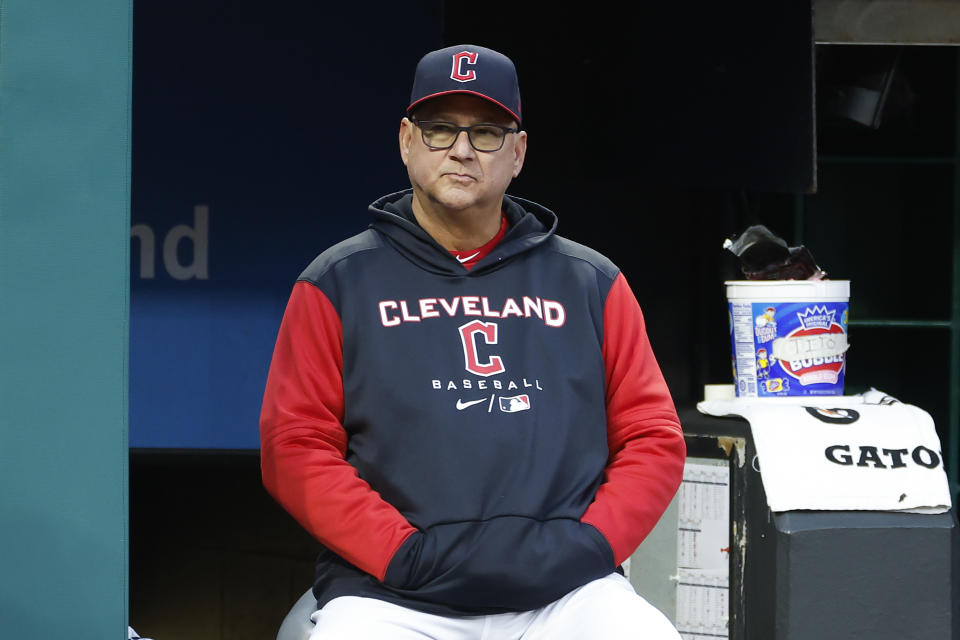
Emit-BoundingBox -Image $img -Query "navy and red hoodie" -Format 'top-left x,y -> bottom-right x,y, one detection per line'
259,189 -> 686,616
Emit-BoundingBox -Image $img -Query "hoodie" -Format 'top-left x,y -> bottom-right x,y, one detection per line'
259,190 -> 685,616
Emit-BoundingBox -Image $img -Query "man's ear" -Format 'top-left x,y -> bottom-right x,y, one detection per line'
511,130 -> 528,178
399,117 -> 413,167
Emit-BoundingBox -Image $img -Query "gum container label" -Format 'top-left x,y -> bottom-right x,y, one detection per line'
729,300 -> 849,397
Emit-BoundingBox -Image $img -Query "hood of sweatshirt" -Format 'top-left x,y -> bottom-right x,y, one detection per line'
368,189 -> 558,277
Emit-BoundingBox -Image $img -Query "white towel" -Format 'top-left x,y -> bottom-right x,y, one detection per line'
697,390 -> 952,513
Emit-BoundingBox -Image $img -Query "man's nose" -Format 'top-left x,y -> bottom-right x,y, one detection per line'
448,129 -> 476,159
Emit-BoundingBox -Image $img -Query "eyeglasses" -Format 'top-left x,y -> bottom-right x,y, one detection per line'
412,119 -> 518,152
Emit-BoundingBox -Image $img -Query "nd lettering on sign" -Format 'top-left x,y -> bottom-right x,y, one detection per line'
131,205 -> 209,280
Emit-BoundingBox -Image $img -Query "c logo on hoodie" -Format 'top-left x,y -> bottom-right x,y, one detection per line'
459,320 -> 505,376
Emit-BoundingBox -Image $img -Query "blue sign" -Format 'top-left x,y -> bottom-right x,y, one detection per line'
130,2 -> 442,448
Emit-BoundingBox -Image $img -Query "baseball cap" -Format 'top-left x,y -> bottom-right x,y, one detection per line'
407,44 -> 522,125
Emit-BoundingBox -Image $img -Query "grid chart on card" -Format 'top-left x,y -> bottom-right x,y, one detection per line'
676,459 -> 731,640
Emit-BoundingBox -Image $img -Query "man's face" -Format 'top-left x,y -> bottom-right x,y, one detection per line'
399,94 -> 527,216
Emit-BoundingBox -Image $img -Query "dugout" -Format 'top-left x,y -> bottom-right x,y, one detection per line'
2,1 -> 958,638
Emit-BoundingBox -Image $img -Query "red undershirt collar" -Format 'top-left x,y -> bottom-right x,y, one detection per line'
449,213 -> 509,270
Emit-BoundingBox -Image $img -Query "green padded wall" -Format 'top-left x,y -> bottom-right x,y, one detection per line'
0,0 -> 131,636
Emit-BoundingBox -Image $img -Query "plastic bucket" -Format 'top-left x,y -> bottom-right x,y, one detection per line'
726,280 -> 850,397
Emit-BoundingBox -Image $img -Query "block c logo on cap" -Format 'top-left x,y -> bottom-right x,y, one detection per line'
451,51 -> 478,82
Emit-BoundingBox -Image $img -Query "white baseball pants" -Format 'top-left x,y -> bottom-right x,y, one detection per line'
308,572 -> 681,639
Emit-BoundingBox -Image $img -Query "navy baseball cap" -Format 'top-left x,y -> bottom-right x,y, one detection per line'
407,44 -> 522,125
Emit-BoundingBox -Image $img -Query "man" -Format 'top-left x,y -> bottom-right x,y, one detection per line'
260,44 -> 686,639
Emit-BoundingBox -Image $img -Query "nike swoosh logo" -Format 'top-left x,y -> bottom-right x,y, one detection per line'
456,251 -> 480,264
456,398 -> 486,410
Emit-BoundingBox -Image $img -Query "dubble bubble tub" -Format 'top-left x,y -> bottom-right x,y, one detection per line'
726,280 -> 850,397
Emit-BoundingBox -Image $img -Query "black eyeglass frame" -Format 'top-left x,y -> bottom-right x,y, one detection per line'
411,119 -> 519,152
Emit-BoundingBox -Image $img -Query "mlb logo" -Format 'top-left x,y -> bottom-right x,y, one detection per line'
499,395 -> 530,413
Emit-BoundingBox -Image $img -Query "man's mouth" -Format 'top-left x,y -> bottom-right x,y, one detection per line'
444,172 -> 476,183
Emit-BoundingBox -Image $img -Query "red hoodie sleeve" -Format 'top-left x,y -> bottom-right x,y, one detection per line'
581,272 -> 686,565
259,281 -> 417,580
